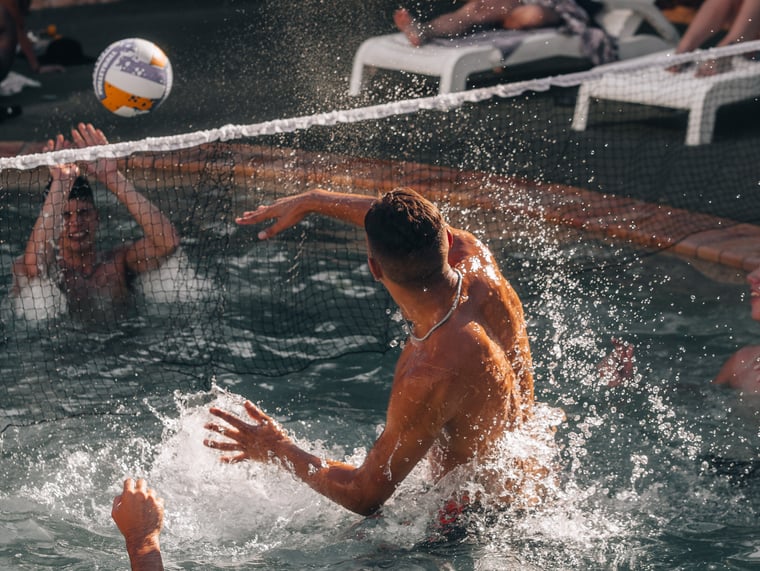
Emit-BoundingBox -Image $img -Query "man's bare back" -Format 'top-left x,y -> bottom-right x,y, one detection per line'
405,228 -> 532,467
204,188 -> 559,517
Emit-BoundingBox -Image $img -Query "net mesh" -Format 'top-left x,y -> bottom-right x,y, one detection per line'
1,43 -> 759,430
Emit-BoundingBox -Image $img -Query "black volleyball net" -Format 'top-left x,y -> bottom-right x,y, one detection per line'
1,42 -> 759,430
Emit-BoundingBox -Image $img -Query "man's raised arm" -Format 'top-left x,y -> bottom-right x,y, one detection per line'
236,189 -> 377,240
72,123 -> 180,274
11,136 -> 75,291
204,379 -> 441,516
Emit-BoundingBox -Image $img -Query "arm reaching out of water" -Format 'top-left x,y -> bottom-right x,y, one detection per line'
11,135 -> 78,291
112,478 -> 164,571
71,123 -> 180,274
236,188 -> 376,240
205,374 -> 444,516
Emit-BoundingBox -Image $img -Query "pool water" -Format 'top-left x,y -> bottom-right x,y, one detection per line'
1,220 -> 759,570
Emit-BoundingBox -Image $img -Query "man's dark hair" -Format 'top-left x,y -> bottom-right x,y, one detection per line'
68,175 -> 94,203
364,188 -> 447,285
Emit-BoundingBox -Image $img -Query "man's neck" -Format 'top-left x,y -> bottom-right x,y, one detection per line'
391,266 -> 461,340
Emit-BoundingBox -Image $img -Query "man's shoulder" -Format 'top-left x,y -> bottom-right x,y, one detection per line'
729,344 -> 760,364
450,227 -> 498,267
411,322 -> 485,372
715,344 -> 760,385
396,339 -> 467,382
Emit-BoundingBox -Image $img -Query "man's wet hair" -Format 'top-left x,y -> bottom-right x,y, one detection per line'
364,188 -> 447,285
68,175 -> 95,203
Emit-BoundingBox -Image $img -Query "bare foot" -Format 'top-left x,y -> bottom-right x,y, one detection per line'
666,61 -> 692,74
394,8 -> 427,47
695,56 -> 732,77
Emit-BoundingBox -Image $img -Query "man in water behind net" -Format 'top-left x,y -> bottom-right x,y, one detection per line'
10,123 -> 180,323
204,187 -> 563,537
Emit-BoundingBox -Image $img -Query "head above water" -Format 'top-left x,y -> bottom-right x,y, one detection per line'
68,175 -> 95,204
364,188 -> 448,285
58,176 -> 99,257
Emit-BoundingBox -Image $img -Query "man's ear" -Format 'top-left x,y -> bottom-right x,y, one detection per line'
368,256 -> 383,281
446,227 -> 453,247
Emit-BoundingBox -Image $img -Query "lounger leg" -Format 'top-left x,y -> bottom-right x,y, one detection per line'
349,60 -> 366,96
572,84 -> 592,131
685,95 -> 718,146
439,68 -> 468,94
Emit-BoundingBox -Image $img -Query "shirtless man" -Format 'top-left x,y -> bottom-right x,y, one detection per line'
11,123 -> 180,322
204,188 -> 558,518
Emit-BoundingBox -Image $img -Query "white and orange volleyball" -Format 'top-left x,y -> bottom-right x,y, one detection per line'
92,38 -> 173,117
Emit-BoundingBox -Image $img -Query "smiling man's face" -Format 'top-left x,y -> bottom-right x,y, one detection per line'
59,199 -> 99,256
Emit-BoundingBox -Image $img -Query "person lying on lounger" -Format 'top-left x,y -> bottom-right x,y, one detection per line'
0,0 -> 64,79
669,0 -> 760,76
600,264 -> 760,393
10,123 -> 180,322
0,0 -> 65,120
393,0 -> 615,65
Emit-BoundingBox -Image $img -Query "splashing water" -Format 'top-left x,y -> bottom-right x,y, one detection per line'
1,215 -> 759,569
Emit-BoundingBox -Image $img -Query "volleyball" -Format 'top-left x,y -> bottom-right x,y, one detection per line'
92,38 -> 173,117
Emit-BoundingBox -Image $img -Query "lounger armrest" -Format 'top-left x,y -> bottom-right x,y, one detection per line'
600,0 -> 681,45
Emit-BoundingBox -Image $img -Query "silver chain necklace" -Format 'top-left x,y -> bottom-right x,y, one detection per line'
409,269 -> 463,343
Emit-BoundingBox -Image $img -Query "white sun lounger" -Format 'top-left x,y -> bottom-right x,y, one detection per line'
571,55 -> 760,145
349,0 -> 680,95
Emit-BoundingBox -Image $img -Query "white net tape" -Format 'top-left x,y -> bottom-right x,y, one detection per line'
1,40 -> 758,171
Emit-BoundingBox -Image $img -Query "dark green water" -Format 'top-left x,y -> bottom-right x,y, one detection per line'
1,2 -> 759,567
1,220 -> 759,570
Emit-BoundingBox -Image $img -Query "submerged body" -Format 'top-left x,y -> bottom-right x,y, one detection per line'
52,248 -> 137,321
601,265 -> 760,394
713,265 -> 760,392
205,188 -> 560,515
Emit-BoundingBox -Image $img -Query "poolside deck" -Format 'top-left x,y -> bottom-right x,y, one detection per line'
224,145 -> 760,276
5,140 -> 754,278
